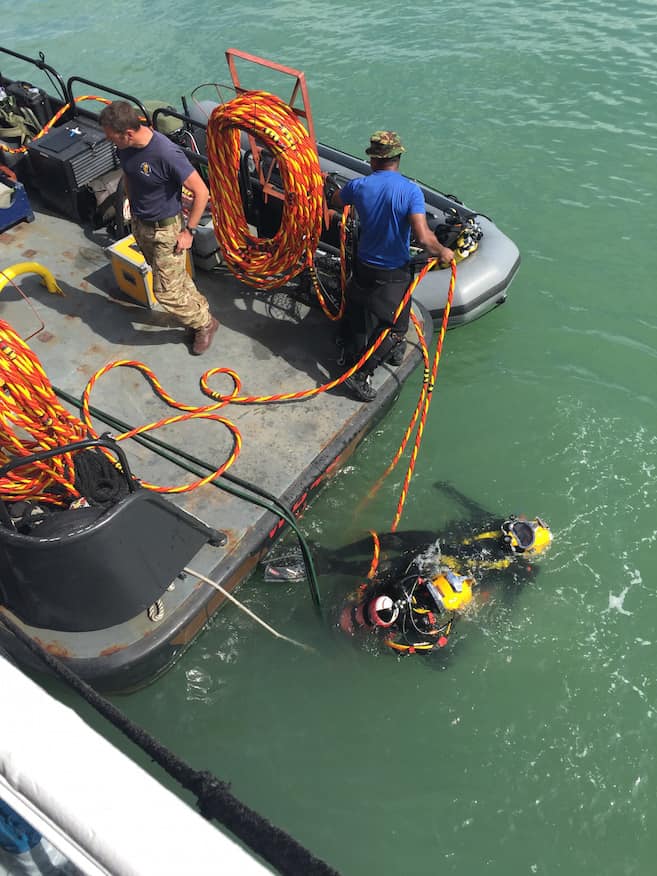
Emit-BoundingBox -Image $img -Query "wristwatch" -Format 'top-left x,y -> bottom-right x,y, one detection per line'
185,224 -> 197,236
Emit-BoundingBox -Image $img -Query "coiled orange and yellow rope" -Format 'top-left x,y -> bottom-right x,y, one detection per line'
0,320 -> 242,503
0,320 -> 89,502
205,90 -> 324,290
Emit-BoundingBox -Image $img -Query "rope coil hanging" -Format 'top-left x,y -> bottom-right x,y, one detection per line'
205,90 -> 324,289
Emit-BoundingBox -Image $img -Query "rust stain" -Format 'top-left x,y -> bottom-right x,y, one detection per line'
35,331 -> 54,343
62,251 -> 74,260
22,248 -> 37,259
32,637 -> 72,658
80,280 -> 89,291
99,643 -> 128,656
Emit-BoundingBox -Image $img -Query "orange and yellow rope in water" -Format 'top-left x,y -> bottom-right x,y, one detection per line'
352,261 -> 456,577
389,261 -> 456,532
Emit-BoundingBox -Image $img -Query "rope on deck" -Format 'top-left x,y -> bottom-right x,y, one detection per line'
0,320 -> 243,502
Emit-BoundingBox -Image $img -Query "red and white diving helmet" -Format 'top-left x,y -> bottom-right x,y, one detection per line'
364,594 -> 399,628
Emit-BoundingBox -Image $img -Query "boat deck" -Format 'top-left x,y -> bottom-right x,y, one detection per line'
0,196 -> 429,687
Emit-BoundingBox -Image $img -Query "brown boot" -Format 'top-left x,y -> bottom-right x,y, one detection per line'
191,316 -> 219,355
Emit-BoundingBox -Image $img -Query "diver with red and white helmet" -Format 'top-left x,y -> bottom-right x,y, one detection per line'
337,510 -> 551,654
263,482 -> 553,655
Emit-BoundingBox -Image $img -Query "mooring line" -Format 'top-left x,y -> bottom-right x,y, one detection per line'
184,566 -> 317,653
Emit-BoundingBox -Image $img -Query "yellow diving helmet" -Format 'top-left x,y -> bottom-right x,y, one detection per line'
427,569 -> 474,612
501,515 -> 552,555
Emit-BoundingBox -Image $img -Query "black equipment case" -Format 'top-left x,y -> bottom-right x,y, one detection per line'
26,118 -> 119,221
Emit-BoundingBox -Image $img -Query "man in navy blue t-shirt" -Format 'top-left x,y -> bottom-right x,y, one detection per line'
332,131 -> 454,401
100,101 -> 218,355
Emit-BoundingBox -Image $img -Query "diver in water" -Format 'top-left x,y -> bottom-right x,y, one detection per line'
263,482 -> 553,655
335,510 -> 551,654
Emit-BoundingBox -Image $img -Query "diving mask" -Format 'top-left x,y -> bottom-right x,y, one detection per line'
501,515 -> 552,555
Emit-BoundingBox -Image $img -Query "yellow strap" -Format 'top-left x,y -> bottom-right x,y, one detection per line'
460,530 -> 499,545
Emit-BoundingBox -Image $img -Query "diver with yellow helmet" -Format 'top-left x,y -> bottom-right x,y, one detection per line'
336,510 -> 551,654
263,482 -> 553,655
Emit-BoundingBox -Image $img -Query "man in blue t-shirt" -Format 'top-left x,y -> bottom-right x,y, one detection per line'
332,131 -> 454,401
100,102 -> 218,355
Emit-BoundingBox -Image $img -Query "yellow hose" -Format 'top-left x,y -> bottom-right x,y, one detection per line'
0,262 -> 63,296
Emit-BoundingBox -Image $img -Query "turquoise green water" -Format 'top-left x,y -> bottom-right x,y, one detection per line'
4,2 -> 657,873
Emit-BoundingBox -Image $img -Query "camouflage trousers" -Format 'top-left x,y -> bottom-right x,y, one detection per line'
133,215 -> 210,330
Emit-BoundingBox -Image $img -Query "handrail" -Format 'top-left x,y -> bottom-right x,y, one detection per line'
65,75 -> 149,122
0,46 -> 67,103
